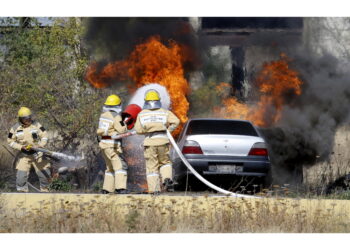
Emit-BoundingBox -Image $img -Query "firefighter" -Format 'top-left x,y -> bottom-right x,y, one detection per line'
134,89 -> 180,195
7,107 -> 51,192
97,94 -> 128,194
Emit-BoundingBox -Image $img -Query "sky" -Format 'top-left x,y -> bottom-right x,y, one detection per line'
0,0 -> 349,17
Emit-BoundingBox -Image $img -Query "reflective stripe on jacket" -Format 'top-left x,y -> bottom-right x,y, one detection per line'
97,111 -> 127,149
7,122 -> 48,151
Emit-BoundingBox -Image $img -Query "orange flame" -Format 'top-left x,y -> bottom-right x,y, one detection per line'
127,36 -> 190,134
86,61 -> 129,89
85,36 -> 189,135
214,82 -> 249,119
216,54 -> 303,127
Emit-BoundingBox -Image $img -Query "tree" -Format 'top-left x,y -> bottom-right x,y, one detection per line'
0,17 -> 109,187
0,17 -> 104,148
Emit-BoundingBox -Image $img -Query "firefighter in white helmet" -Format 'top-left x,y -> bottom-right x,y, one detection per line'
97,94 -> 129,194
134,89 -> 180,195
7,107 -> 51,192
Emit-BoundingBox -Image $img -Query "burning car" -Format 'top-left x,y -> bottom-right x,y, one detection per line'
171,118 -> 272,189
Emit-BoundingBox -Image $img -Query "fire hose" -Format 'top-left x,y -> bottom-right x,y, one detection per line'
166,130 -> 259,198
113,128 -> 259,197
3,145 -> 78,193
111,131 -> 137,140
122,99 -> 259,197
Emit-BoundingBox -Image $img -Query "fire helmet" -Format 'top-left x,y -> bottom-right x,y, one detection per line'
18,107 -> 32,118
104,94 -> 121,106
144,90 -> 160,101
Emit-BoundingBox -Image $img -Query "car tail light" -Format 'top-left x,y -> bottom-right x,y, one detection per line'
248,142 -> 268,156
182,140 -> 203,154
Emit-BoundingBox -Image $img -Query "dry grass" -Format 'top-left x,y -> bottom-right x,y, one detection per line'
1,194 -> 350,233
1,126 -> 350,233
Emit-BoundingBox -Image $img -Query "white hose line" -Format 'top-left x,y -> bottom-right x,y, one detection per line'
27,182 -> 41,193
167,130 -> 259,198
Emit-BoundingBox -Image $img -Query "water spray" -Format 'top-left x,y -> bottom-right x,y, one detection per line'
32,147 -> 83,162
111,131 -> 137,140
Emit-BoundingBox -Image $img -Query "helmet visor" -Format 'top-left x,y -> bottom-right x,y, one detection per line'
103,105 -> 122,114
19,116 -> 32,125
143,100 -> 162,110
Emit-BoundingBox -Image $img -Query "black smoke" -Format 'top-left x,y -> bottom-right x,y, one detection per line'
259,49 -> 350,185
84,17 -> 201,71
84,17 -> 350,186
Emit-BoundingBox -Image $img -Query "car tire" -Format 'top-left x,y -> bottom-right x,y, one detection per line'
174,177 -> 187,191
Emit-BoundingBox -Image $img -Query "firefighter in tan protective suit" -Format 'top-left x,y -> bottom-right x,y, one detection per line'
97,94 -> 128,194
135,90 -> 180,195
7,107 -> 51,192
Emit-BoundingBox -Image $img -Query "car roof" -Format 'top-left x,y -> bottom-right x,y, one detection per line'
187,118 -> 252,123
182,118 -> 261,138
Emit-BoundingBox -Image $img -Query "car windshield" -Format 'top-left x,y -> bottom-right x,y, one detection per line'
186,120 -> 258,136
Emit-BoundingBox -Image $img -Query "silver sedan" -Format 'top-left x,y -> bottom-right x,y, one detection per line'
171,118 -> 272,188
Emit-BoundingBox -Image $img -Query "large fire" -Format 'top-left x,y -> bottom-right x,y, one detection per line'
85,36 -> 190,135
86,36 -> 302,131
86,39 -> 303,191
216,54 -> 303,127
86,61 -> 129,89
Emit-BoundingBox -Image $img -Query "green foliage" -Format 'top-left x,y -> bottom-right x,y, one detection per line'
91,181 -> 103,192
49,178 -> 72,192
188,47 -> 233,117
0,17 -> 102,150
189,81 -> 223,117
327,190 -> 350,200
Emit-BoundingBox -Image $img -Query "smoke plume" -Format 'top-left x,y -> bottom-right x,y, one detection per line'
84,17 -> 350,185
84,17 -> 201,71
259,48 -> 350,184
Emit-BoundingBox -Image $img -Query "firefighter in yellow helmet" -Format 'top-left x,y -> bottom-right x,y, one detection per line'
97,94 -> 129,194
134,89 -> 180,195
7,107 -> 51,192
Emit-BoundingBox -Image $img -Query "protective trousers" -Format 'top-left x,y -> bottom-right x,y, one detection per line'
144,144 -> 172,192
16,155 -> 51,192
101,147 -> 127,192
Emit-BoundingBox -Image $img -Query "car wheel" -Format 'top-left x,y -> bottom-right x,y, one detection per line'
174,176 -> 188,191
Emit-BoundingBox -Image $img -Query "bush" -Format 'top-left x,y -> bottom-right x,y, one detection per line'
0,17 -> 113,188
49,178 -> 72,192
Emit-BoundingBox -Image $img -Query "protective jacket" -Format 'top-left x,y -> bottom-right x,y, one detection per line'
134,108 -> 180,146
7,121 -> 48,152
134,107 -> 180,193
97,111 -> 127,150
97,110 -> 128,192
8,121 -> 50,192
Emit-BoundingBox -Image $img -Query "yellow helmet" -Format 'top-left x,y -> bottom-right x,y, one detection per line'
104,94 -> 121,106
18,107 -> 32,118
145,90 -> 160,101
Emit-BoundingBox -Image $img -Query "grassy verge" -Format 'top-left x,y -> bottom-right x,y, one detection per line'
0,193 -> 349,233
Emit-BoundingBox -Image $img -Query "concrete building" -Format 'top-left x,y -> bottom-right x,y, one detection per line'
190,17 -> 350,99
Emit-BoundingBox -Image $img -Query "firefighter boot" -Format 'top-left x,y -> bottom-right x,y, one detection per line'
163,178 -> 174,192
149,191 -> 161,195
115,189 -> 128,194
